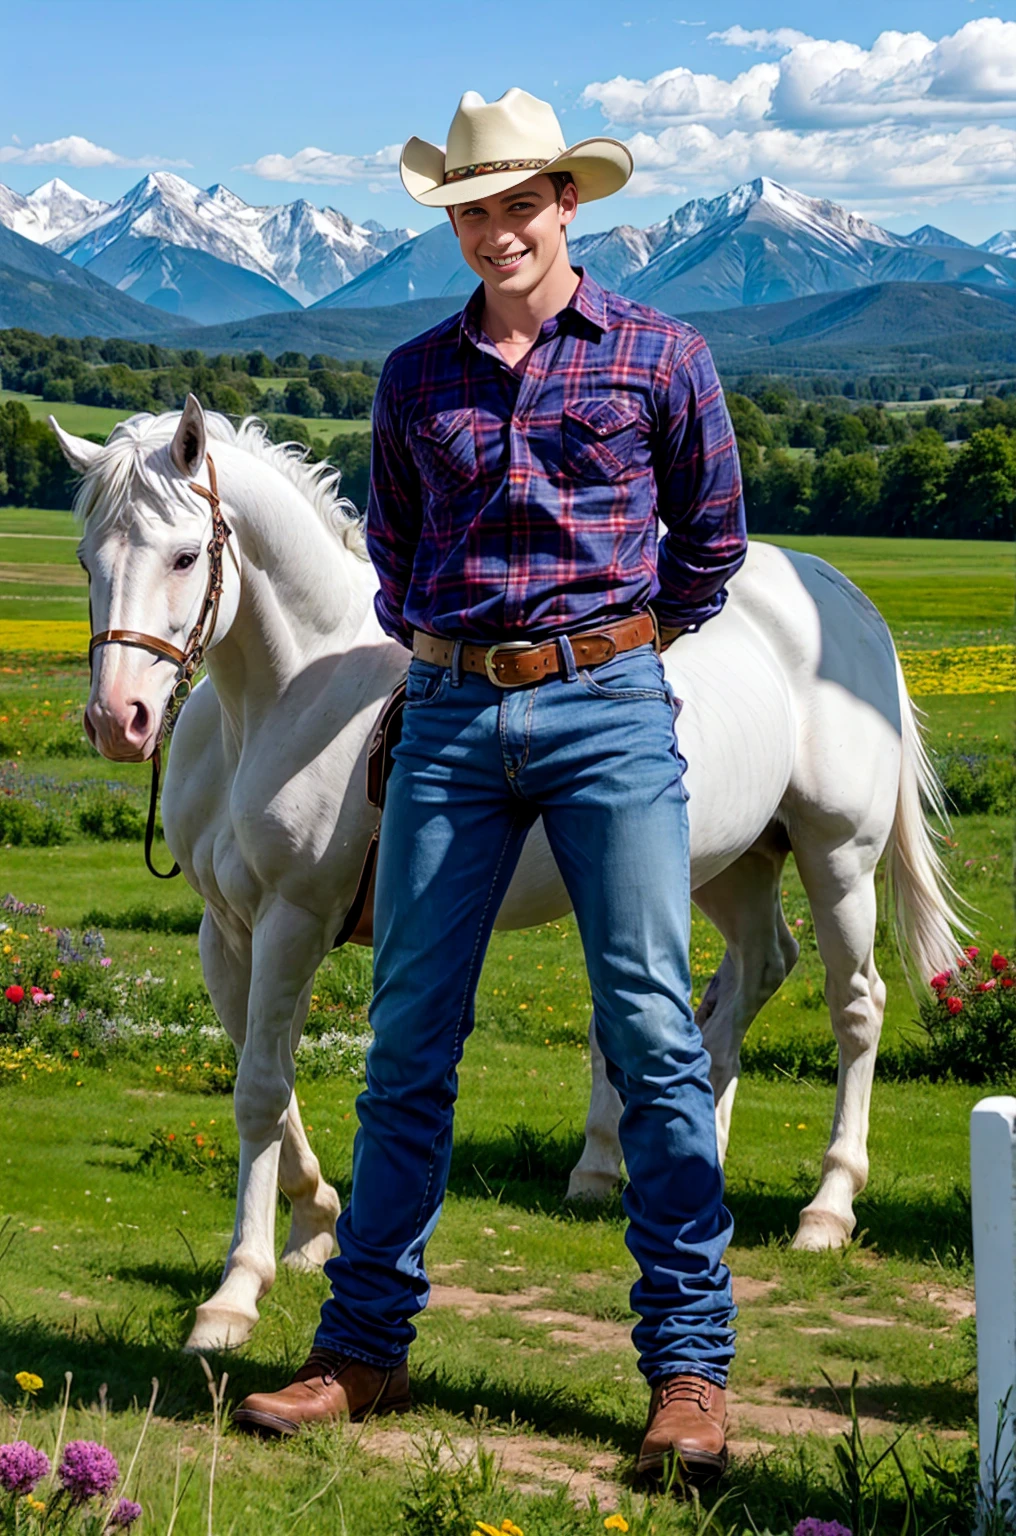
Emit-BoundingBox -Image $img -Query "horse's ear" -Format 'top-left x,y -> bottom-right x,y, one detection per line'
170,394 -> 207,478
48,416 -> 102,473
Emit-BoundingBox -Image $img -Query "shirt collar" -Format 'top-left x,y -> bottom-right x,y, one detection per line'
458,266 -> 611,354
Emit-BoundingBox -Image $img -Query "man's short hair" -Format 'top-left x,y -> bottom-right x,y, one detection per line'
548,171 -> 575,201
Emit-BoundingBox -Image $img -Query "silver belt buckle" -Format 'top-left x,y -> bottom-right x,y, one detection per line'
484,640 -> 534,688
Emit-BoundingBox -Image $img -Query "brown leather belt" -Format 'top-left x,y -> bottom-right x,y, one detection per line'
412,611 -> 660,689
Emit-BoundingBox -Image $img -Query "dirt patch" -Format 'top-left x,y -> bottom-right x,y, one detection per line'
828,1311 -> 896,1329
910,1284 -> 976,1322
428,1285 -> 630,1353
732,1276 -> 779,1305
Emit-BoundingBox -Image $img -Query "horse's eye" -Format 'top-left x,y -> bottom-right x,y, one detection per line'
174,552 -> 197,572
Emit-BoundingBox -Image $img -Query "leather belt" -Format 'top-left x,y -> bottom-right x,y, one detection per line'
412,611 -> 661,689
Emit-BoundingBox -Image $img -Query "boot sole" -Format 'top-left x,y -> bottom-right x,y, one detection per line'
232,1396 -> 411,1439
636,1444 -> 728,1487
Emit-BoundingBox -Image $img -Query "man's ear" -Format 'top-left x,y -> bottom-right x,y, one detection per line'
445,206 -> 458,233
559,181 -> 579,229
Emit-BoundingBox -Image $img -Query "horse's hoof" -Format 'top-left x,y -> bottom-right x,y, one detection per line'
281,1231 -> 335,1272
791,1208 -> 854,1252
566,1169 -> 620,1202
183,1303 -> 258,1353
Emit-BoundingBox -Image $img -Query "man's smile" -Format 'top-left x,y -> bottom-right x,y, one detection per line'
486,249 -> 529,269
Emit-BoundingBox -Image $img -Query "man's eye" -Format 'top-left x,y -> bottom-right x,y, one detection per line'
174,552 -> 197,572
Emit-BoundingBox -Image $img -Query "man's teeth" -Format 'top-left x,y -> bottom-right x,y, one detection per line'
490,252 -> 526,267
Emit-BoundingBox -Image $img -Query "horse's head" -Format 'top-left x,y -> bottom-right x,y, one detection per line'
51,395 -> 241,762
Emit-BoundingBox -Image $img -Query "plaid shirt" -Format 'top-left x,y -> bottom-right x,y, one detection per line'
365,268 -> 746,646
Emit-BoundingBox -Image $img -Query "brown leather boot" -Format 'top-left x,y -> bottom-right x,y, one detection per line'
636,1374 -> 727,1484
232,1348 -> 411,1438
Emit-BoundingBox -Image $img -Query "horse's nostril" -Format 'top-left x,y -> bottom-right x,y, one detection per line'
129,700 -> 149,739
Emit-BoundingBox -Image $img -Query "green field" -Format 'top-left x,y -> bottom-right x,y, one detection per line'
0,520 -> 1012,1532
1,388 -> 370,452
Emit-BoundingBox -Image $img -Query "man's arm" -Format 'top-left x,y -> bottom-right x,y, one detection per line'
364,359 -> 422,649
651,330 -> 747,645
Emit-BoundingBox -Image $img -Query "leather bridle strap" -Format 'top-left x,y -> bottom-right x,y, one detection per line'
86,451 -> 236,879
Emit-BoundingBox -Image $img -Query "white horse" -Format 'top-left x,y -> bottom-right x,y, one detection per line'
51,398 -> 964,1354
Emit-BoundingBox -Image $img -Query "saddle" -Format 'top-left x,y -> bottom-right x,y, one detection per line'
332,680 -> 407,948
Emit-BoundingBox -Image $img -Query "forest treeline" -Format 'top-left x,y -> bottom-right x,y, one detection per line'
1,326 -> 1014,538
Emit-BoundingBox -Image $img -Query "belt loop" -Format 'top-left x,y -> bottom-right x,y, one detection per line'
450,639 -> 464,687
556,631 -> 580,684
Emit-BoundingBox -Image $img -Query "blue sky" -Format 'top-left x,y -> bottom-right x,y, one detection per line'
2,0 -> 1014,242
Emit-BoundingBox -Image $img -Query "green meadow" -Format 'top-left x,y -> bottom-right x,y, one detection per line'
0,514 -> 1012,1532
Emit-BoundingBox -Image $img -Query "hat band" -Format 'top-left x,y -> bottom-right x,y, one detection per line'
443,156 -> 550,185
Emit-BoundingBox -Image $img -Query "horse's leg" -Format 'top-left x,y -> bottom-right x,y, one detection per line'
567,1012 -> 623,1199
693,826 -> 800,1162
278,1070 -> 341,1273
186,901 -> 327,1351
789,842 -> 886,1251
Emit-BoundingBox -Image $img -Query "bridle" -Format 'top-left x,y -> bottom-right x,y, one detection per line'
86,452 -> 237,879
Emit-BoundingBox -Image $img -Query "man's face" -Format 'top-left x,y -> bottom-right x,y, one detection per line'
447,173 -> 579,297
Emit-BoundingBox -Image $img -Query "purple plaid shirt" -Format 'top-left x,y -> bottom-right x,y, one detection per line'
365,268 -> 746,647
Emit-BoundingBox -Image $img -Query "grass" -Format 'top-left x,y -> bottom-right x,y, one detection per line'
0,526 -> 1010,1530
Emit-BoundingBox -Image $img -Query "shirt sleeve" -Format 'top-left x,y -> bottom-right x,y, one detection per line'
651,330 -> 748,633
364,358 -> 421,648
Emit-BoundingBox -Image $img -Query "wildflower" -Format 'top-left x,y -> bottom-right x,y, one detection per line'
14,1372 -> 42,1394
501,1524 -> 524,1536
793,1522 -> 852,1536
976,980 -> 997,992
991,953 -> 1009,972
31,991 -> 54,1006
99,957 -> 112,968
605,1518 -> 630,1532
26,1496 -> 46,1513
4,985 -> 24,1004
965,946 -> 980,959
58,1440 -> 119,1503
946,996 -> 964,1015
929,971 -> 951,990
1003,978 -> 1015,989
106,1497 -> 143,1529
0,1441 -> 50,1495
52,969 -> 61,979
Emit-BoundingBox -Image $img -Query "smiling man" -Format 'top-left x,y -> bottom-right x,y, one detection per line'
235,87 -> 747,1486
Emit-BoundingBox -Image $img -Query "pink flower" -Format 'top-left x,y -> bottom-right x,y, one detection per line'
99,957 -> 112,968
976,980 -> 997,992
30,991 -> 54,1006
965,946 -> 980,960
946,996 -> 964,1015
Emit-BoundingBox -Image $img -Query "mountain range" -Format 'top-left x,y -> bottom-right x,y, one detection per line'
0,170 -> 1014,361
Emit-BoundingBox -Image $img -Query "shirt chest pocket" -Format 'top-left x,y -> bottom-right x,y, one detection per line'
409,408 -> 479,498
562,395 -> 642,484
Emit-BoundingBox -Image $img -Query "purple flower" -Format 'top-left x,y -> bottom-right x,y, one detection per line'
107,1497 -> 143,1529
793,1521 -> 852,1536
58,1440 -> 119,1503
0,1440 -> 50,1495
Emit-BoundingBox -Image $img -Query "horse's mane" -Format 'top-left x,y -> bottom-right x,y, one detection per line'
73,409 -> 368,559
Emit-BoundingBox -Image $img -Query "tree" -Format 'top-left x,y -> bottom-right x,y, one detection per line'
822,414 -> 869,455
947,426 -> 1016,539
812,450 -> 882,534
726,393 -> 772,452
745,450 -> 813,534
245,351 -> 274,378
327,433 -> 372,512
284,380 -> 324,418
878,429 -> 952,534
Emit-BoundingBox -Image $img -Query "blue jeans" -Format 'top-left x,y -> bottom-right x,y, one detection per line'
316,641 -> 735,1386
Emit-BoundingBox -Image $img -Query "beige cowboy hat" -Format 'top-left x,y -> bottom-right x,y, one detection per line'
400,87 -> 633,209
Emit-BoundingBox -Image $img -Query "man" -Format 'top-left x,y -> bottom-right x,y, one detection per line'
235,86 -> 747,1484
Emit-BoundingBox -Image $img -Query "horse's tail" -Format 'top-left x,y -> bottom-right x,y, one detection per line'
884,652 -> 975,991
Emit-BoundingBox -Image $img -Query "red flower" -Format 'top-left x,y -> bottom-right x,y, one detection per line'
930,971 -> 951,990
957,958 -> 969,970
946,996 -> 964,1015
976,980 -> 997,992
991,953 -> 1009,973
4,985 -> 24,1004
1003,978 -> 1015,989
965,946 -> 980,960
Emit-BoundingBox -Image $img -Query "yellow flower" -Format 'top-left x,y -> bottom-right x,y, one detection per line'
25,1496 -> 46,1512
15,1371 -> 43,1393
471,1525 -> 508,1536
502,1523 -> 525,1536
604,1519 -> 630,1532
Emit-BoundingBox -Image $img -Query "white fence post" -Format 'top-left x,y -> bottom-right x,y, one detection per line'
971,1096 -> 1016,1523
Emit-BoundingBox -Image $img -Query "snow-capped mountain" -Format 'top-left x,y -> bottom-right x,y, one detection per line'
981,230 -> 1016,259
0,178 -> 108,244
0,171 -> 414,317
907,224 -> 974,249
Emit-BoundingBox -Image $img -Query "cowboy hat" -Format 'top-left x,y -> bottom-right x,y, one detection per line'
399,87 -> 633,209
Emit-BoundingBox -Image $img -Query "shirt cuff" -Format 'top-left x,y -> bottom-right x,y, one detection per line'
651,590 -> 728,633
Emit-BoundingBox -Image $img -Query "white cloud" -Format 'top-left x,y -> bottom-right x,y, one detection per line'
622,121 -> 1016,207
582,18 -> 1016,129
0,135 -> 190,169
240,144 -> 403,186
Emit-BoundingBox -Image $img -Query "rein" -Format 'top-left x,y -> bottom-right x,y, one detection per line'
87,452 -> 236,879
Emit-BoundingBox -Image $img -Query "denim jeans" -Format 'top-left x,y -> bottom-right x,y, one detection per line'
316,641 -> 736,1386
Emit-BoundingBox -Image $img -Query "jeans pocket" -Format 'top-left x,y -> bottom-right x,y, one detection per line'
579,643 -> 671,701
404,659 -> 450,707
